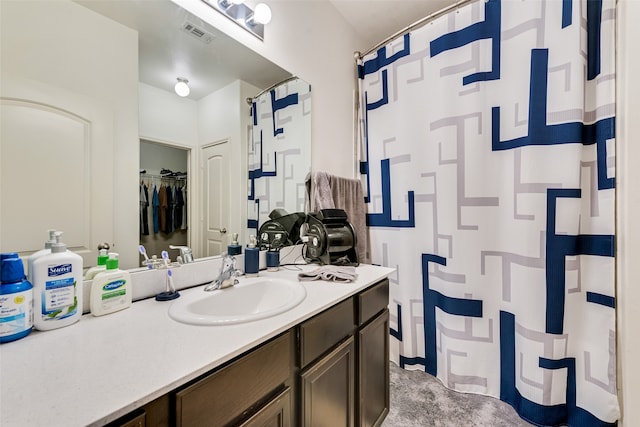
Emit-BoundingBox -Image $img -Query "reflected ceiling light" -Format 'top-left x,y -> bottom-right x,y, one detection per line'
202,0 -> 271,40
247,3 -> 272,26
174,77 -> 190,97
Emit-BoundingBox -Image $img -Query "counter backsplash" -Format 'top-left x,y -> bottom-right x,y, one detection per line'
80,245 -> 305,314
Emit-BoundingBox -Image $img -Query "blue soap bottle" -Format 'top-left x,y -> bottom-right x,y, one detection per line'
244,235 -> 259,276
227,233 -> 242,256
0,254 -> 34,343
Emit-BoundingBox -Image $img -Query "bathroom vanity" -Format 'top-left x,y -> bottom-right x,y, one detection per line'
0,264 -> 393,426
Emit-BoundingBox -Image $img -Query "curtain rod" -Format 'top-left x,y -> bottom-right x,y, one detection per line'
355,0 -> 481,60
247,75 -> 299,104
140,173 -> 187,180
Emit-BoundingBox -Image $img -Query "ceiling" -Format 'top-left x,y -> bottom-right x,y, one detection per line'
74,0 -> 291,100
330,0 -> 458,50
74,0 -> 457,100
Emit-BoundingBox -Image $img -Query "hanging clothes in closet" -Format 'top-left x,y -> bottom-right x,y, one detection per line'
158,183 -> 167,233
139,182 -> 149,236
139,173 -> 187,235
175,185 -> 184,230
165,183 -> 173,234
152,184 -> 159,234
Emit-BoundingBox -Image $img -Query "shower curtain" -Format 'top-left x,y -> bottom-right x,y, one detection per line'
248,78 -> 311,237
357,0 -> 618,425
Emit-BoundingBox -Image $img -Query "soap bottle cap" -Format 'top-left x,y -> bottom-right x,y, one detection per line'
248,235 -> 257,248
232,233 -> 239,245
96,249 -> 109,266
50,231 -> 66,253
43,229 -> 58,249
1,257 -> 26,284
105,253 -> 119,270
0,252 -> 19,261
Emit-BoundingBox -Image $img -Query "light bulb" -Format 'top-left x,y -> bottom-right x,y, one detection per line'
174,78 -> 190,97
251,3 -> 271,25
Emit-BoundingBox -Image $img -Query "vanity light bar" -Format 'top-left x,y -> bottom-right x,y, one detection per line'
201,0 -> 267,41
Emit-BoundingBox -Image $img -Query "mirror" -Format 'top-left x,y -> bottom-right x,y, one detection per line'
0,0 -> 311,270
248,77 -> 312,241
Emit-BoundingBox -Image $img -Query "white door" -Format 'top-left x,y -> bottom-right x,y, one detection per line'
201,141 -> 230,257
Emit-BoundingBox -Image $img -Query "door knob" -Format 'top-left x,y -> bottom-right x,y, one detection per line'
220,228 -> 227,234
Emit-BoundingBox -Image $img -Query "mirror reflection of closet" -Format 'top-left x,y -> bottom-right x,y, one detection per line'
139,139 -> 190,266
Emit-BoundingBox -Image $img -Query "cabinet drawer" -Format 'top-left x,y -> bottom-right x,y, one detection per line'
120,413 -> 145,427
109,410 -> 145,427
175,331 -> 292,427
106,394 -> 169,427
357,279 -> 389,326
299,297 -> 355,368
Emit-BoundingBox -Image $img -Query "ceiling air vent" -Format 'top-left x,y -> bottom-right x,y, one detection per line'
181,21 -> 215,44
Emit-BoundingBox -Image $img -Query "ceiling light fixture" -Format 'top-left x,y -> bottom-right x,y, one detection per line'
174,77 -> 190,97
218,0 -> 244,9
246,3 -> 272,26
202,0 -> 271,40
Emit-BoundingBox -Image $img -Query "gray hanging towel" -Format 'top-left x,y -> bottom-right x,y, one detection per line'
311,171 -> 370,264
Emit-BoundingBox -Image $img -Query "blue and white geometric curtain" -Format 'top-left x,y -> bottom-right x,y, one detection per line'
357,0 -> 618,425
248,78 -> 311,236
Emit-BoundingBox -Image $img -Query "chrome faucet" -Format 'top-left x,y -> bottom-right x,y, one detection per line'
169,245 -> 194,264
204,252 -> 240,291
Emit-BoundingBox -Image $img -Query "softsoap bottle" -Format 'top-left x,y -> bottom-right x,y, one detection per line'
0,254 -> 33,343
31,232 -> 83,330
90,253 -> 132,316
244,235 -> 259,276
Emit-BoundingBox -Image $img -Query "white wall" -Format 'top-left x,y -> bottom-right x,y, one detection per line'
139,82 -> 199,145
0,0 -> 139,269
616,1 -> 640,425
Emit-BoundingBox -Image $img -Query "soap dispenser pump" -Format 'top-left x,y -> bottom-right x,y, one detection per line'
84,248 -> 109,280
244,235 -> 259,276
227,233 -> 242,256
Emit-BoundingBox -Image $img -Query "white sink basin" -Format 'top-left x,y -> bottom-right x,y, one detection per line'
168,277 -> 307,326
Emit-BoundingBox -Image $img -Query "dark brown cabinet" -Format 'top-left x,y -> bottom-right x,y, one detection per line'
175,331 -> 293,427
298,278 -> 389,427
106,278 -> 389,427
106,395 -> 170,427
301,337 -> 356,427
358,309 -> 390,427
239,388 -> 292,427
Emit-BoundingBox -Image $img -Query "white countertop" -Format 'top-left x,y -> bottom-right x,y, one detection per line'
0,264 -> 394,426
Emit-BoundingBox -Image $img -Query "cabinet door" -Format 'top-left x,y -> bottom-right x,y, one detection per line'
175,331 -> 292,427
239,388 -> 291,427
358,309 -> 389,427
301,336 -> 355,427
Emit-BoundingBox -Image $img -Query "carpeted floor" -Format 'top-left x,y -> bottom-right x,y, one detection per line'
382,362 -> 535,427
